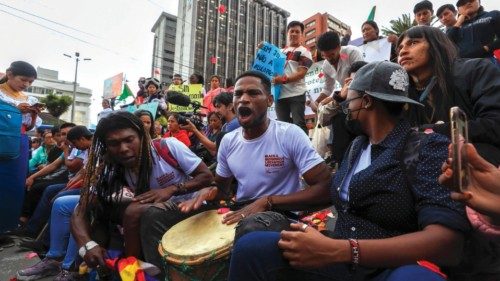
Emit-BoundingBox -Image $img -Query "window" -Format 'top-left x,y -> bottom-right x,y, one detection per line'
305,20 -> 316,28
305,29 -> 315,37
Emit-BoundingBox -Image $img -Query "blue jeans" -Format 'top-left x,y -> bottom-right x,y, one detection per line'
26,183 -> 80,236
228,232 -> 446,281
45,195 -> 80,270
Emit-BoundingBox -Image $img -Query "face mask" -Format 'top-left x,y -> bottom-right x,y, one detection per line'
344,106 -> 365,136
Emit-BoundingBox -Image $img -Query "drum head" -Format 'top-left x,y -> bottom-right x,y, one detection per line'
160,210 -> 235,264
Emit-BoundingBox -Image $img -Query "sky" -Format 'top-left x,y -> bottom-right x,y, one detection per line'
0,0 -> 498,125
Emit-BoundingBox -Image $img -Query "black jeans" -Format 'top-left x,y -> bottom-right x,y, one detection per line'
275,94 -> 307,134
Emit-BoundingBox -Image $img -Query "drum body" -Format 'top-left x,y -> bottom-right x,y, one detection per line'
159,210 -> 235,281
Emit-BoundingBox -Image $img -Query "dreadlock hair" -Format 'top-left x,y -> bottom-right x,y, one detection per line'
81,111 -> 152,211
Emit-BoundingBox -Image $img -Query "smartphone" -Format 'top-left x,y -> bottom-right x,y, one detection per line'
450,107 -> 469,192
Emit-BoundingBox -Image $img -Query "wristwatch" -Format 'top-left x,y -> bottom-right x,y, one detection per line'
78,240 -> 99,258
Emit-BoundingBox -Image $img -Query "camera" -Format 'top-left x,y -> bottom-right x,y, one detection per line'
176,112 -> 204,130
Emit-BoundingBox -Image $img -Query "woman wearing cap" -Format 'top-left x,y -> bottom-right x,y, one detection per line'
0,61 -> 41,235
397,26 -> 500,165
227,61 -> 469,281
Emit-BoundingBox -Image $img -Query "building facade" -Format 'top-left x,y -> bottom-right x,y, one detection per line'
174,0 -> 290,86
26,67 -> 92,126
151,12 -> 177,85
302,13 -> 350,61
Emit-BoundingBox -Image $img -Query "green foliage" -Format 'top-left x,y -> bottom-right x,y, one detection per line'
381,13 -> 415,36
40,93 -> 73,119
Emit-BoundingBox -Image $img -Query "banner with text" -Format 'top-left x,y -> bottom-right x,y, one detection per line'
168,84 -> 204,113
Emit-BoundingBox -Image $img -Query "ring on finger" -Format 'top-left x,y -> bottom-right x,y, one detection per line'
301,224 -> 308,231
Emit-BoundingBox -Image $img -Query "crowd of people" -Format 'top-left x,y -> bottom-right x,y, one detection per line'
0,0 -> 499,280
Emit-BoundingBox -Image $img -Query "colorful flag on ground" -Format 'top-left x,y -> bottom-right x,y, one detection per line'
105,256 -> 159,281
118,83 -> 133,101
367,6 -> 376,21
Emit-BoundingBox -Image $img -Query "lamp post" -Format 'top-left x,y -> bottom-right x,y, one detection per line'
64,52 -> 91,123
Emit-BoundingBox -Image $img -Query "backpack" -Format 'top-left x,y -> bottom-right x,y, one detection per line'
152,138 -> 181,171
0,99 -> 22,159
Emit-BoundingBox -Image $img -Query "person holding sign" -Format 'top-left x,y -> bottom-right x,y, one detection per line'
272,21 -> 313,134
360,21 -> 398,62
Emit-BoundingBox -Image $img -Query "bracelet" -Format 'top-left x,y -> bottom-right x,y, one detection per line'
78,240 -> 98,258
266,195 -> 274,211
174,182 -> 188,195
348,238 -> 360,271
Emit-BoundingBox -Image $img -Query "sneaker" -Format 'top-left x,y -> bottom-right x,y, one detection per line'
16,257 -> 61,281
54,269 -> 83,281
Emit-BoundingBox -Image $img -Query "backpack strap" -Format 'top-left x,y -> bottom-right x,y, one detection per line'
152,139 -> 181,171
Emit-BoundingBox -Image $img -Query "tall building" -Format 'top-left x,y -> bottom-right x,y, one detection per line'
26,67 -> 92,126
151,12 -> 177,84
174,0 -> 290,86
302,13 -> 350,61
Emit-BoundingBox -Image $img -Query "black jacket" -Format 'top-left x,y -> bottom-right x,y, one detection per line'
405,58 -> 500,165
447,8 -> 500,59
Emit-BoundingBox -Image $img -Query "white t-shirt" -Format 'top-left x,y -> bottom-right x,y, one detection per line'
279,45 -> 313,99
124,137 -> 202,203
217,119 -> 324,202
322,45 -> 364,96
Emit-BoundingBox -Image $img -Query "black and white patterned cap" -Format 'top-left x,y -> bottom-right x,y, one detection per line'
349,61 -> 423,106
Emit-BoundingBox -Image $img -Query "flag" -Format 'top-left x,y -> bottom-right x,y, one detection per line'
105,256 -> 159,281
217,4 -> 226,14
118,83 -> 133,101
367,6 -> 376,21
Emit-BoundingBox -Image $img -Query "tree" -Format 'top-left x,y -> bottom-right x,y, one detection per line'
382,14 -> 440,37
381,13 -> 415,36
40,93 -> 72,119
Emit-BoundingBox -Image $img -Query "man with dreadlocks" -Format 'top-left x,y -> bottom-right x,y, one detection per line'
70,111 -> 213,274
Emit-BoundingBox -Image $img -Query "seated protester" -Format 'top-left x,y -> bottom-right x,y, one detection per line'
439,143 -> 500,279
15,126 -> 91,240
17,195 -> 81,281
134,110 -> 157,139
30,137 -> 41,158
178,70 -> 331,242
163,113 -> 191,147
225,62 -> 469,281
436,4 -> 458,31
29,131 -> 57,173
70,112 -> 212,276
397,26 -> 500,165
447,0 -> 500,59
181,111 -> 224,165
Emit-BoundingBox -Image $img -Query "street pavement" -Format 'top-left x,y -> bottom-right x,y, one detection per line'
0,237 -> 52,281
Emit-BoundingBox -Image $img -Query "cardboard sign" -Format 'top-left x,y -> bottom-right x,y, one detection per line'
251,42 -> 286,102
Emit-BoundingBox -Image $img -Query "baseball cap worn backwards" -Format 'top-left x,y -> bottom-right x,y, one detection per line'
349,61 -> 423,106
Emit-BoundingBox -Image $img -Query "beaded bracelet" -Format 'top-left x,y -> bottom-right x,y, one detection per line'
348,238 -> 360,271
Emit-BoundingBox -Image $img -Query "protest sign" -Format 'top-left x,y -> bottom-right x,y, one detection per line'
361,38 -> 392,62
103,73 -> 124,99
251,42 -> 286,102
304,61 -> 326,116
168,84 -> 204,113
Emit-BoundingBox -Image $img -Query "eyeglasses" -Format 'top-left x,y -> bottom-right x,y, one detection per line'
340,96 -> 363,114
